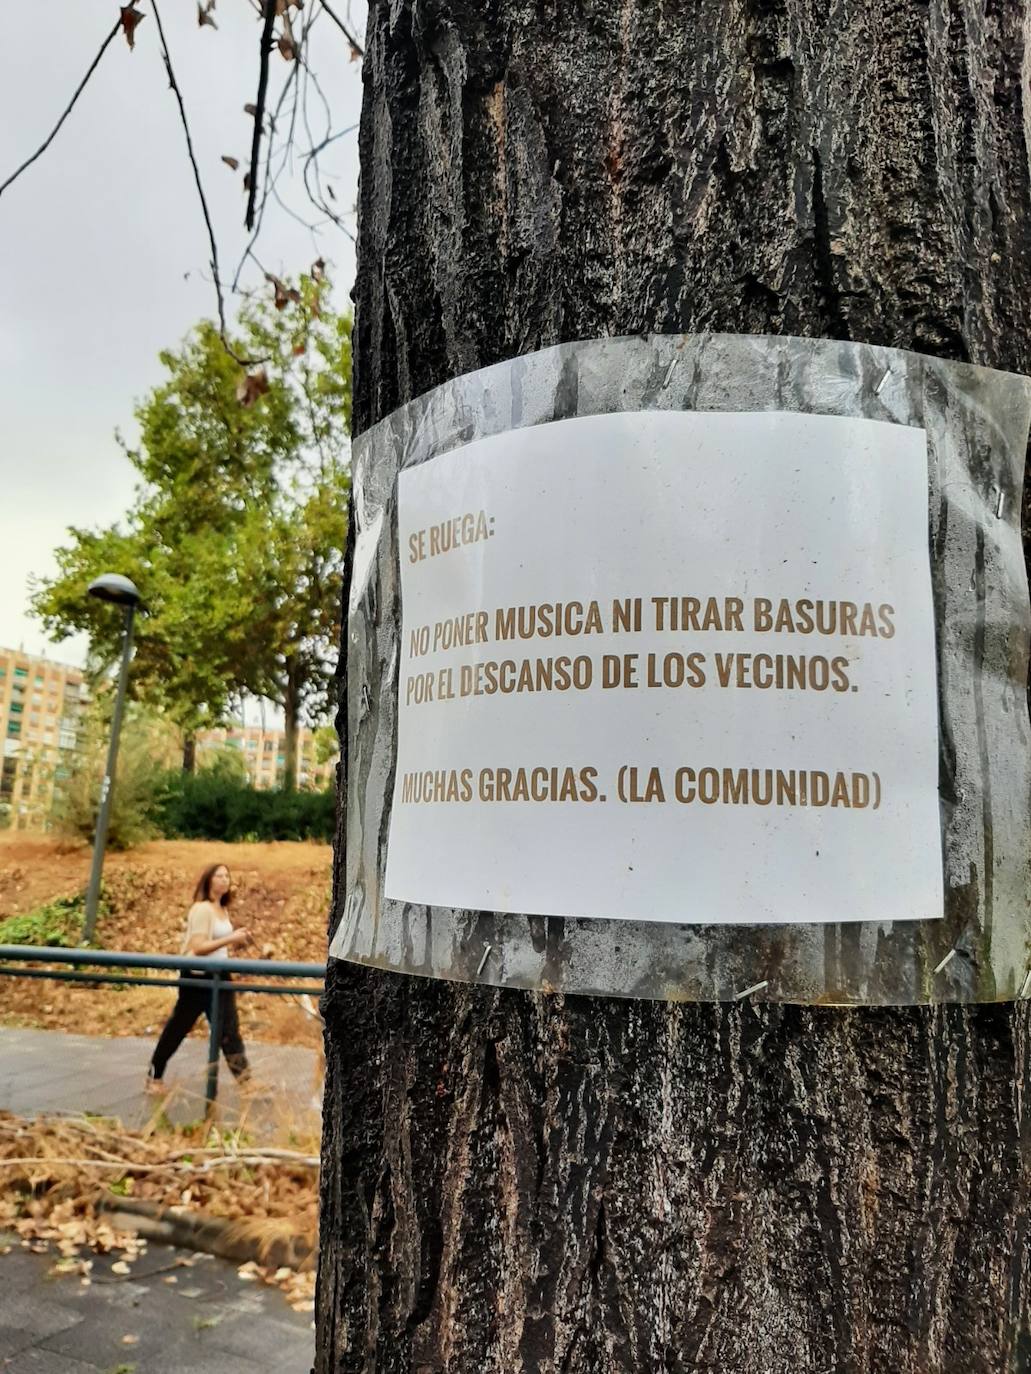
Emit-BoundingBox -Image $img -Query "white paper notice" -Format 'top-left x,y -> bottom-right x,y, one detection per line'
385,410 -> 942,925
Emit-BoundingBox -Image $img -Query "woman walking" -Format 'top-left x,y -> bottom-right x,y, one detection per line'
147,862 -> 252,1094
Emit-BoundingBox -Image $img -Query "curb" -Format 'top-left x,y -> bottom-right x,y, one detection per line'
99,1197 -> 315,1271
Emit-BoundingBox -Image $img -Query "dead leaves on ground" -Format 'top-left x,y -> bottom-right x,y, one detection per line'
0,1111 -> 317,1311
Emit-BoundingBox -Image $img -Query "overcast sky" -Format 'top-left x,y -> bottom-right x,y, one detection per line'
0,0 -> 365,667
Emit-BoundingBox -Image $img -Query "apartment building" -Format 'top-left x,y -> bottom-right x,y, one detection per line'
0,645 -> 336,832
196,723 -> 336,791
0,648 -> 88,831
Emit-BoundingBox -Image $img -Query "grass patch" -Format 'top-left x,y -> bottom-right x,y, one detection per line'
0,892 -> 101,948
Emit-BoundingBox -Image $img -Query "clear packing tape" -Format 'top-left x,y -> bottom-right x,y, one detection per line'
330,334 -> 1031,1005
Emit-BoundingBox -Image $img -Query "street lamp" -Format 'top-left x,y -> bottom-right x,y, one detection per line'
81,574 -> 141,945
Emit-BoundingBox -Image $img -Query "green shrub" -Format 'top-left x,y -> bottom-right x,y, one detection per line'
150,771 -> 334,843
0,891 -> 102,948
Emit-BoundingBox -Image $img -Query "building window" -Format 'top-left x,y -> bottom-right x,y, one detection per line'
13,667 -> 27,679
263,740 -> 274,753
9,703 -> 23,715
7,722 -> 21,737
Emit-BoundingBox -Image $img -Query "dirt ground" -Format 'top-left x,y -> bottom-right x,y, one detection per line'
0,837 -> 332,1047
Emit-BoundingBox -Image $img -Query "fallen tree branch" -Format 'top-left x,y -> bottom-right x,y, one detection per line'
0,1152 -> 318,1172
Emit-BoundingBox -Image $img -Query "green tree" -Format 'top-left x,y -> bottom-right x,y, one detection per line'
313,723 -> 340,767
32,273 -> 351,784
53,700 -> 179,850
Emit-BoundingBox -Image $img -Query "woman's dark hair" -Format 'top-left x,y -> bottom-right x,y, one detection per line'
194,863 -> 233,907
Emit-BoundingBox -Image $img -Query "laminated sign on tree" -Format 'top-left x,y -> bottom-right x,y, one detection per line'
333,334 -> 1031,1007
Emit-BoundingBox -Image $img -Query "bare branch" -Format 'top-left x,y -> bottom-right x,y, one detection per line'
318,0 -> 364,57
245,0 -> 279,232
150,0 -> 258,366
302,124 -> 359,243
232,49 -> 305,291
0,15 -> 123,201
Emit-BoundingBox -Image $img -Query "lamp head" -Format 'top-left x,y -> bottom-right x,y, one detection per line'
87,574 -> 141,608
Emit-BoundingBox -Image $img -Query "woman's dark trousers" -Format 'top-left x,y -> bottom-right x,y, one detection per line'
150,975 -> 249,1081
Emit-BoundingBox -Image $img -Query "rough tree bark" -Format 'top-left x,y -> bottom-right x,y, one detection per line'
318,3 -> 1031,1371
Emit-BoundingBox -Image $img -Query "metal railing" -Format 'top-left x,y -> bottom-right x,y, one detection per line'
0,945 -> 326,1108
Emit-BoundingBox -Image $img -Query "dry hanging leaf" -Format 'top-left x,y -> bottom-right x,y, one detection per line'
292,342 -> 306,356
325,184 -> 336,201
197,2 -> 218,28
236,368 -> 270,407
244,102 -> 259,116
349,44 -> 361,62
311,257 -> 326,280
221,155 -> 239,170
243,172 -> 252,192
277,32 -> 297,60
120,5 -> 145,49
265,273 -> 301,310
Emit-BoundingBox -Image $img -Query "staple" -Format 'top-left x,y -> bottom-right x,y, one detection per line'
661,357 -> 679,389
995,487 -> 1006,519
875,367 -> 891,395
733,980 -> 769,1001
1020,969 -> 1031,1000
476,944 -> 493,977
933,948 -> 957,975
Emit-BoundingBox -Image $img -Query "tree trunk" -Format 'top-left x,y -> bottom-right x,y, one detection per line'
319,3 -> 1031,1371
283,666 -> 299,793
181,733 -> 196,775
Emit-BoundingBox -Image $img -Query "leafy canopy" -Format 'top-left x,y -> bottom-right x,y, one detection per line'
32,272 -> 352,758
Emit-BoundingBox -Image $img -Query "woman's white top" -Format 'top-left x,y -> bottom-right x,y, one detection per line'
180,902 -> 235,959
209,912 -> 234,961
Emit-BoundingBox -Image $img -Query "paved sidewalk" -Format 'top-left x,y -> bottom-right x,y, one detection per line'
0,1028 -> 322,1133
0,1238 -> 314,1372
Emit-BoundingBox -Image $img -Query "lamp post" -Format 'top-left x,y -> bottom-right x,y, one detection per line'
81,574 -> 141,945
